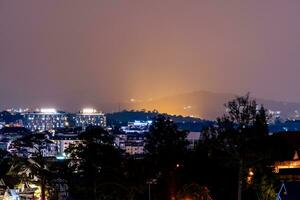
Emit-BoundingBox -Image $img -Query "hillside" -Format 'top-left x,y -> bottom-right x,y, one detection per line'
124,91 -> 300,120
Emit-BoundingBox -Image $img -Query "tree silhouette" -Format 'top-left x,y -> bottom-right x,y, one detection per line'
144,115 -> 189,199
176,183 -> 213,200
66,127 -> 123,200
203,94 -> 271,200
0,149 -> 12,179
10,133 -> 53,200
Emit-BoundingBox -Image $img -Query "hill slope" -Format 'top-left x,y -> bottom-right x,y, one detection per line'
126,91 -> 300,120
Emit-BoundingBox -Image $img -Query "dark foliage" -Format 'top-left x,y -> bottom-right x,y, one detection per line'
144,115 -> 189,199
2,96 -> 295,200
66,127 -> 124,200
200,94 -> 278,200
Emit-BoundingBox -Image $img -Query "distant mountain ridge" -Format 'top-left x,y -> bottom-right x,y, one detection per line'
124,91 -> 300,120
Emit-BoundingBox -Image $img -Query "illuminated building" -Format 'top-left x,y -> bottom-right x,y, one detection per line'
0,127 -> 31,151
120,120 -> 152,134
23,108 -> 68,132
0,182 -> 19,200
124,133 -> 145,155
273,132 -> 300,181
268,110 -> 281,123
115,120 -> 151,155
186,131 -> 202,149
49,133 -> 81,157
73,108 -> 106,129
18,182 -> 35,200
115,132 -> 146,155
0,110 -> 24,128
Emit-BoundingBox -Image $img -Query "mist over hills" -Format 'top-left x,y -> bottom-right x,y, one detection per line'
120,91 -> 300,120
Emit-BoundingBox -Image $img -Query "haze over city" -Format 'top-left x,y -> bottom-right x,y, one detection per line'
1,1 -> 300,111
3,1 -> 300,200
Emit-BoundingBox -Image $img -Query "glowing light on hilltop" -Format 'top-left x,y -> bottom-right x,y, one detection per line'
40,108 -> 57,113
82,108 -> 97,114
183,105 -> 192,110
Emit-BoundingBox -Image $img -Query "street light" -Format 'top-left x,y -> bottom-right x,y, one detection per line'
146,179 -> 157,200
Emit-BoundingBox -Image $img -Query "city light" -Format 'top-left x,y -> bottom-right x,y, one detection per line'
82,108 -> 97,114
40,108 -> 57,114
56,155 -> 66,160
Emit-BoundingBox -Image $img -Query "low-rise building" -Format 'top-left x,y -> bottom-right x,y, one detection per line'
186,131 -> 202,149
49,133 -> 81,157
120,120 -> 152,134
115,121 -> 150,155
125,142 -> 144,155
124,133 -> 146,155
0,127 -> 31,151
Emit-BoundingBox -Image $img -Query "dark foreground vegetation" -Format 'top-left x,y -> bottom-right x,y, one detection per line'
0,95 -> 290,200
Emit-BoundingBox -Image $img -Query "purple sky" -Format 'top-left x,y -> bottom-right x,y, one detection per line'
1,1 -> 300,111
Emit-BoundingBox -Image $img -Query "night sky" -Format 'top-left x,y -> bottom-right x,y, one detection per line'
1,1 -> 300,111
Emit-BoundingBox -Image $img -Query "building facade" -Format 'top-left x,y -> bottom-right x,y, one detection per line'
49,133 -> 81,157
73,108 -> 106,129
120,120 -> 152,134
115,121 -> 151,155
23,109 -> 68,132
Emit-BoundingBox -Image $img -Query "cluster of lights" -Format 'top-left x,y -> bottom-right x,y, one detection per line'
81,108 -> 97,114
183,105 -> 192,110
40,108 -> 57,114
75,108 -> 106,128
22,107 -> 106,131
